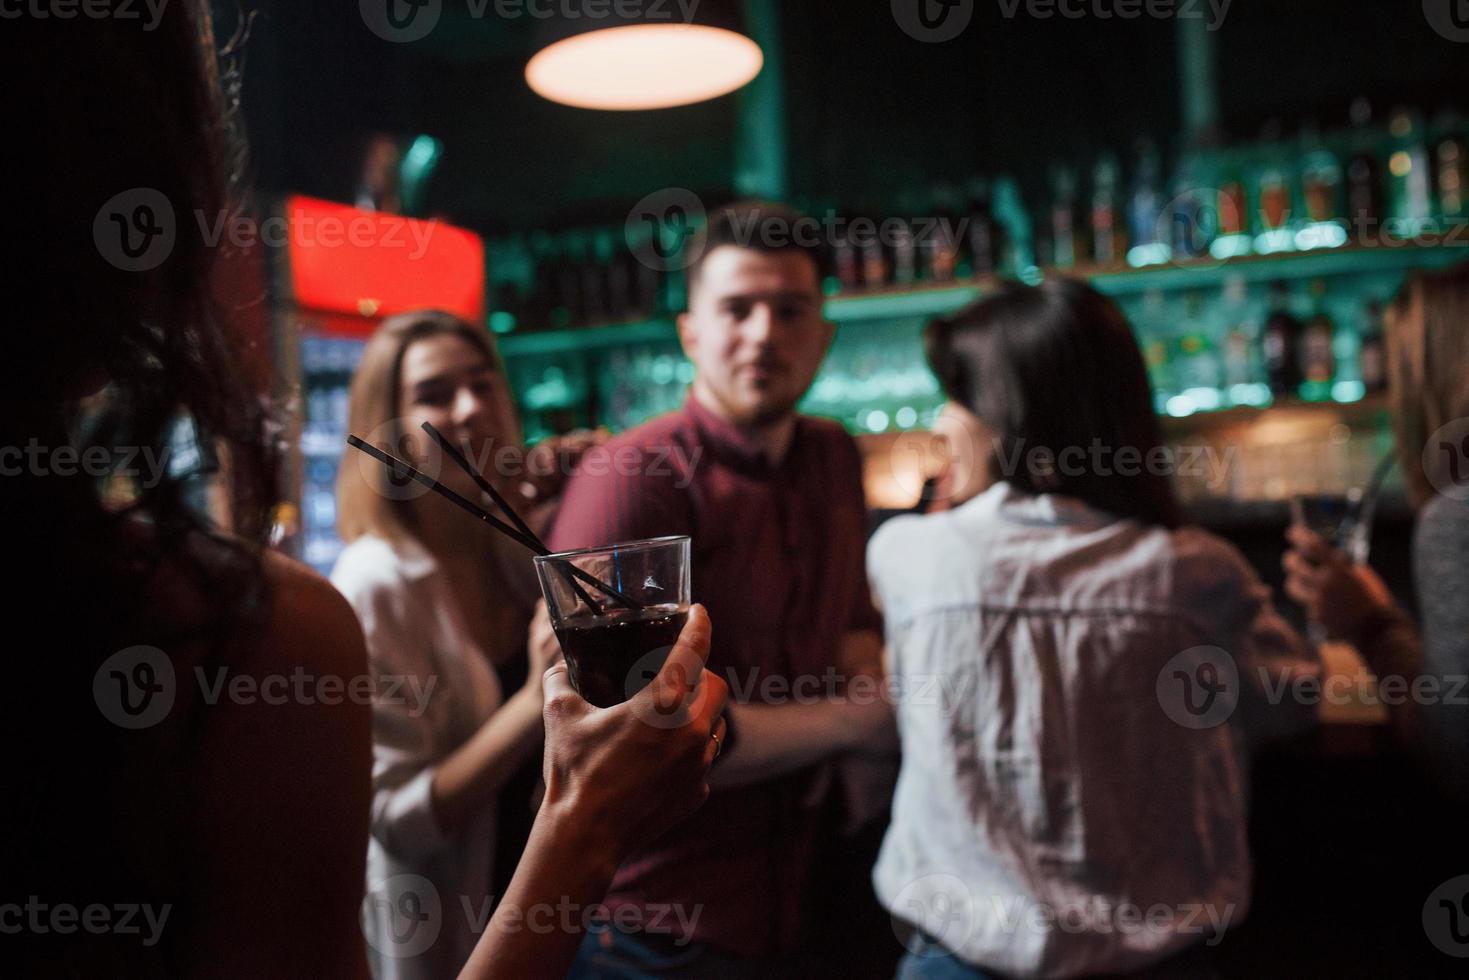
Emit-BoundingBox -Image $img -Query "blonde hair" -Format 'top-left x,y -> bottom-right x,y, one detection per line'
1386,261 -> 1469,508
336,310 -> 503,544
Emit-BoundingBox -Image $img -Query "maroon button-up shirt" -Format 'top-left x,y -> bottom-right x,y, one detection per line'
548,395 -> 882,957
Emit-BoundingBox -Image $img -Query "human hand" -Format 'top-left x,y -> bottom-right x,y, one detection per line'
524,600 -> 561,692
519,428 -> 610,505
1283,524 -> 1395,644
538,604 -> 728,853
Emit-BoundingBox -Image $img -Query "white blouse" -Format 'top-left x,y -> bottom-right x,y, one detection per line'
332,534 -> 503,980
868,483 -> 1321,978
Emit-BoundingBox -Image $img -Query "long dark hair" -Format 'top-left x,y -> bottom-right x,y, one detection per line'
4,2 -> 276,968
8,5 -> 272,598
925,278 -> 1183,529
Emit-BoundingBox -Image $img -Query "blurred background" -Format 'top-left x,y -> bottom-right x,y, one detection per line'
200,4 -> 1469,973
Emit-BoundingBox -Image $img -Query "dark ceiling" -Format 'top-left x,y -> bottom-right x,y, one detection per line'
229,1 -> 1469,239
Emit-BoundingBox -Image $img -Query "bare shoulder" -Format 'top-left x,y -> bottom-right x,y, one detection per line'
257,547 -> 368,676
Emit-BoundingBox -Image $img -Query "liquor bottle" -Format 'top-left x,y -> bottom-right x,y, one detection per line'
924,184 -> 963,283
1256,158 -> 1293,238
1358,301 -> 1388,393
527,231 -> 558,332
1262,282 -> 1303,397
1168,155 -> 1211,261
1299,122 -> 1344,226
831,206 -> 862,293
552,232 -> 584,330
597,229 -> 631,323
963,178 -> 1003,277
1049,165 -> 1083,268
890,190 -> 920,287
1091,155 -> 1125,265
1300,279 -> 1336,399
856,202 -> 889,289
1345,98 -> 1383,241
1216,156 -> 1250,238
1177,293 -> 1221,391
1219,277 -> 1256,393
1128,139 -> 1167,258
991,177 -> 1033,275
577,231 -> 608,327
1433,110 -> 1468,223
1387,107 -> 1433,234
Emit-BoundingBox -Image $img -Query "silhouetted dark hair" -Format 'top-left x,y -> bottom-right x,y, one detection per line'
5,3 -> 274,969
925,278 -> 1183,529
685,200 -> 825,294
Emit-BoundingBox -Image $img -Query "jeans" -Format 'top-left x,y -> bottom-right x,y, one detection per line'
895,933 -> 998,980
568,928 -> 769,980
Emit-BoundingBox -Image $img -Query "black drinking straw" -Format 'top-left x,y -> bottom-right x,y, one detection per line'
346,434 -> 641,611
418,422 -> 614,616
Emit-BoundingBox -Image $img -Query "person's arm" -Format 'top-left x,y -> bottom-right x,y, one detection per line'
192,553 -> 373,978
460,605 -> 728,979
1283,525 -> 1423,750
430,603 -> 558,835
709,628 -> 896,791
1176,530 -> 1319,748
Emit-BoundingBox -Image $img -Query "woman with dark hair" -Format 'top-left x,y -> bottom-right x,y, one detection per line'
868,279 -> 1320,979
1284,261 -> 1469,802
3,4 -> 726,977
5,5 -> 374,975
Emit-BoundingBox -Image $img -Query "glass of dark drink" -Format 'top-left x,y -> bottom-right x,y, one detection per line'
534,536 -> 691,708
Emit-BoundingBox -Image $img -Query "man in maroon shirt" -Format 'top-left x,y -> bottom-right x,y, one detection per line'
550,202 -> 895,977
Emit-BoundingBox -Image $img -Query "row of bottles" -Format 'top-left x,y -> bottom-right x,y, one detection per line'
487,228 -> 686,334
1121,275 -> 1391,418
817,100 -> 1469,293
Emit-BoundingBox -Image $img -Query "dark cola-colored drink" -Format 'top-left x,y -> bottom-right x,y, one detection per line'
553,603 -> 689,708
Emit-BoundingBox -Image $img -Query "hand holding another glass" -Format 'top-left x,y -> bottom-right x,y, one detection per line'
1282,522 -> 1395,645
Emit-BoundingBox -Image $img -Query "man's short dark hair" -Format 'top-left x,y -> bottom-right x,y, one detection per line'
685,201 -> 826,293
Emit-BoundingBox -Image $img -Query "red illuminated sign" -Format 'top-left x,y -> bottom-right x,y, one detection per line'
285,195 -> 484,332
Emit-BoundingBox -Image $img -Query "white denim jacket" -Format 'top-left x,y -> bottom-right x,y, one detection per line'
332,534 -> 503,980
869,482 -> 1320,978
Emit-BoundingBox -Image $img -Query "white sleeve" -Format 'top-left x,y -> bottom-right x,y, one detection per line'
1177,529 -> 1323,747
332,565 -> 452,862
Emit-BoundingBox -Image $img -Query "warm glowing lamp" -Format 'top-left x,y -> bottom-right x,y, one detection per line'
525,3 -> 763,111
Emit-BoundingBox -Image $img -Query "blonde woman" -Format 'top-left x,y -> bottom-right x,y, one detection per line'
331,310 -> 579,979
1285,261 -> 1469,801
